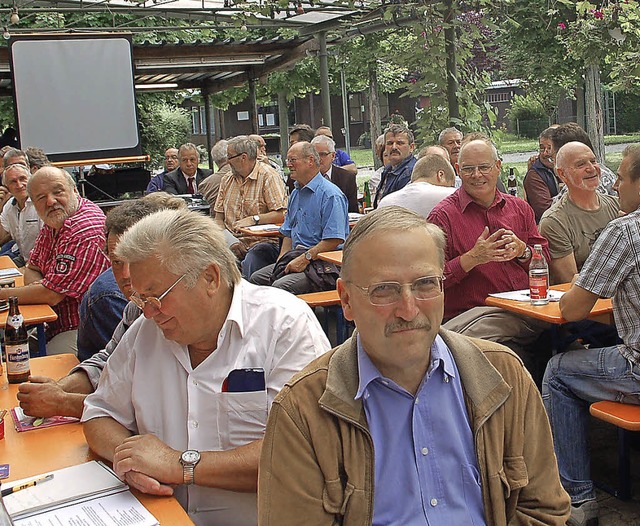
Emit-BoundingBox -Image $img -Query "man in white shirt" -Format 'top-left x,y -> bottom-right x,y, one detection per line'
378,153 -> 456,217
0,163 -> 43,266
82,209 -> 330,526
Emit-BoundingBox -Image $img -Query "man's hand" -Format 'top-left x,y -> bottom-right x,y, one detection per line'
113,434 -> 181,492
233,216 -> 257,229
499,229 -> 527,261
230,242 -> 248,260
17,376 -> 67,418
462,227 -> 510,268
285,254 -> 310,274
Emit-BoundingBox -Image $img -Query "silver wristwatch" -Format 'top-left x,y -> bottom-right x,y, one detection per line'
517,246 -> 532,261
180,449 -> 201,485
253,214 -> 260,225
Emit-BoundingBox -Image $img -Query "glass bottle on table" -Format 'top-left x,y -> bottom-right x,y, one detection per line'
507,167 -> 518,196
529,244 -> 549,306
5,296 -> 29,384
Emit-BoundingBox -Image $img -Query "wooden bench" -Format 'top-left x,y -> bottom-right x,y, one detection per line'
590,400 -> 640,500
297,290 -> 350,344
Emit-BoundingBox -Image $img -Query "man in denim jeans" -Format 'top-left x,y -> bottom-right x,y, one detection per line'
543,144 -> 640,526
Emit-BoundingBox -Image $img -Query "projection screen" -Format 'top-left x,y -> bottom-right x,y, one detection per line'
10,34 -> 141,162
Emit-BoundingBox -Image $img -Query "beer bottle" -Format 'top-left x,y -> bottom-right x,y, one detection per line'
507,167 -> 518,196
363,181 -> 372,208
5,296 -> 29,384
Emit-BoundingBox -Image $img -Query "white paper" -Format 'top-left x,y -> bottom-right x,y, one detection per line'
348,213 -> 365,221
14,490 -> 159,526
244,224 -> 280,232
0,268 -> 22,278
489,288 -> 564,302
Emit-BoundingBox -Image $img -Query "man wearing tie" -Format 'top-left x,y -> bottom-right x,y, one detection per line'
163,143 -> 212,195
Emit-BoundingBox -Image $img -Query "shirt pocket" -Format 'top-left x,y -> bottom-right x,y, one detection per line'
498,456 -> 529,499
220,391 -> 268,449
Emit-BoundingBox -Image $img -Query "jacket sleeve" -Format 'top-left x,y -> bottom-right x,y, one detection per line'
259,399 -> 334,526
511,377 -> 571,525
162,172 -> 180,195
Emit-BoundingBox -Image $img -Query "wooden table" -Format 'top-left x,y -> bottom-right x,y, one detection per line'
317,251 -> 343,266
485,283 -> 614,325
236,224 -> 283,238
0,354 -> 194,525
0,256 -> 58,357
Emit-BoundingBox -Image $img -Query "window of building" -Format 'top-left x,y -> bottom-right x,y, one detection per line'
486,92 -> 511,104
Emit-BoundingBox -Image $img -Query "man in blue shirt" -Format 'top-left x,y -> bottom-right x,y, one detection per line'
373,124 -> 417,207
250,141 -> 349,294
259,206 -> 570,525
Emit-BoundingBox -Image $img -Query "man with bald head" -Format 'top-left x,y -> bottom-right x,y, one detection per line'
0,166 -> 110,354
540,141 -> 619,284
378,153 -> 455,217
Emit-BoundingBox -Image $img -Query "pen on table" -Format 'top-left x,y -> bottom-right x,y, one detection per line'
0,410 -> 6,422
1,474 -> 54,497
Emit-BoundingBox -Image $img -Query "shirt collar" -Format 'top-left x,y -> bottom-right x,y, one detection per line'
295,172 -> 323,192
218,279 -> 244,339
354,333 -> 456,399
457,185 -> 505,213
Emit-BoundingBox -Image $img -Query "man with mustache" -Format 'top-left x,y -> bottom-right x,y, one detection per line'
523,126 -> 560,222
258,206 -> 570,525
372,124 -> 417,207
540,142 -> 619,284
0,166 -> 109,355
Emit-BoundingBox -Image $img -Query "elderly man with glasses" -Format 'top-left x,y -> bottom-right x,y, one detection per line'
82,208 -> 330,526
258,206 -> 569,526
427,138 -> 550,376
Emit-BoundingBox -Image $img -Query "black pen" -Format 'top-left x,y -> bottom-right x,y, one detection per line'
1,474 -> 54,497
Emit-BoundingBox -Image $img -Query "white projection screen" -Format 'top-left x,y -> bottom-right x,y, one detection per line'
10,34 -> 141,162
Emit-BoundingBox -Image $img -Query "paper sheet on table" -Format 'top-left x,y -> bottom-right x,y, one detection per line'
489,289 -> 564,302
13,490 -> 159,526
244,224 -> 281,232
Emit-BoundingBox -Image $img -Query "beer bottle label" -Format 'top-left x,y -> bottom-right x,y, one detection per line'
6,343 -> 29,374
7,314 -> 23,330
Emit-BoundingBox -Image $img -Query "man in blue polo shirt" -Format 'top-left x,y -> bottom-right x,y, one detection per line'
373,123 -> 417,207
250,141 -> 349,294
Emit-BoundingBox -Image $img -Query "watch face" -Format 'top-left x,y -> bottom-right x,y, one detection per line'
182,450 -> 200,464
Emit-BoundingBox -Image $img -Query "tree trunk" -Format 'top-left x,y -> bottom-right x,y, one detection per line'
368,64 -> 382,169
443,0 -> 460,124
584,62 -> 605,163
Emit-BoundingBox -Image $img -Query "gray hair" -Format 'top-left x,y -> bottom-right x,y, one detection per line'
227,135 -> 258,161
622,144 -> 640,182
458,138 -> 499,164
438,127 -> 463,144
2,163 -> 31,185
310,134 -> 336,153
178,143 -> 200,162
4,148 -> 28,166
296,141 -> 320,167
341,206 -> 445,280
27,166 -> 76,196
115,209 -> 241,289
210,140 -> 229,165
411,154 -> 456,185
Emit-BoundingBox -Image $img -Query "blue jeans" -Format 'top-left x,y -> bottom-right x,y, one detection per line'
241,242 -> 279,280
542,346 -> 640,503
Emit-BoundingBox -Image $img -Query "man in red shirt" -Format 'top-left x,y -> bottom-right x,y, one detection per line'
428,139 -> 550,367
0,166 -> 110,355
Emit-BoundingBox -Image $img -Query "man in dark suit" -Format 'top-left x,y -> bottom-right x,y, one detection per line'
311,135 -> 359,213
163,143 -> 212,195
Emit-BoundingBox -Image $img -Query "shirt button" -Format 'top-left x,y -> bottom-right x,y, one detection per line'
191,420 -> 199,428
430,498 -> 438,507
444,375 -> 450,383
415,397 -> 419,405
192,379 -> 198,385
421,447 -> 429,456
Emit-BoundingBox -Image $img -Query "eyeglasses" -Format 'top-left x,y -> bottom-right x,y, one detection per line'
317,151 -> 333,157
349,275 -> 445,306
459,162 -> 497,177
228,152 -> 244,161
285,157 -> 301,164
539,146 -> 553,154
130,274 -> 186,311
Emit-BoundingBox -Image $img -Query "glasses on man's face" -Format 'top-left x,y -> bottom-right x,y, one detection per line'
459,162 -> 496,177
285,157 -> 300,165
349,275 -> 445,306
228,152 -> 244,161
130,274 -> 186,311
317,151 -> 333,158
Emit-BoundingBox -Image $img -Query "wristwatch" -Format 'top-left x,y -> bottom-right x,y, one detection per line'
517,246 -> 532,261
180,449 -> 201,485
253,214 -> 260,225
305,250 -> 313,261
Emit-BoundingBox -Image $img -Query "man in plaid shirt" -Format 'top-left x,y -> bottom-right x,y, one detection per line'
0,166 -> 109,355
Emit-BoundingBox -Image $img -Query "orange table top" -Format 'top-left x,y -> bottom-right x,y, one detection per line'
0,256 -> 58,325
0,354 -> 194,525
485,283 -> 614,325
317,250 -> 343,265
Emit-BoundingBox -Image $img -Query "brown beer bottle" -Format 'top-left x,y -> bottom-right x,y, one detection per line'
5,296 -> 29,384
